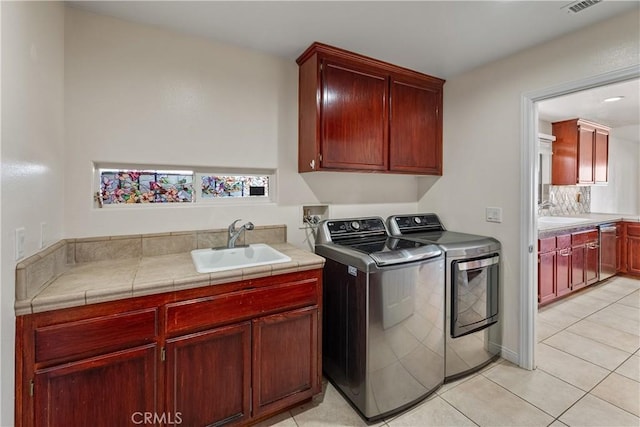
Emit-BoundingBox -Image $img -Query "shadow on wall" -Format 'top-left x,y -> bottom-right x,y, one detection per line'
417,175 -> 440,199
301,172 -> 439,204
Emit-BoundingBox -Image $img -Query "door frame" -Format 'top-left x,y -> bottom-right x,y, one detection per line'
519,65 -> 640,370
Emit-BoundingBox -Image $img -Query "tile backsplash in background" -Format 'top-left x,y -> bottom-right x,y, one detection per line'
542,185 -> 591,215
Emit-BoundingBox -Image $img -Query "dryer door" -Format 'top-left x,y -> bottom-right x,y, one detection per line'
451,254 -> 499,338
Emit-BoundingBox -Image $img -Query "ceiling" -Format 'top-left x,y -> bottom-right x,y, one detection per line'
68,0 -> 639,79
538,78 -> 640,141
68,1 -> 640,137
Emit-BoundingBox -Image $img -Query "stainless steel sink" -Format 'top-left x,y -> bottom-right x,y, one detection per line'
191,244 -> 291,273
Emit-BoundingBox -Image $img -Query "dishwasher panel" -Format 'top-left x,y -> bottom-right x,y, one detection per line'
599,224 -> 617,281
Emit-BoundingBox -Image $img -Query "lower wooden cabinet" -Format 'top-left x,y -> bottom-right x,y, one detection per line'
252,307 -> 319,417
34,345 -> 157,427
571,229 -> 599,290
166,323 -> 251,427
616,223 -> 625,273
17,269 -> 323,427
538,228 -> 599,306
626,223 -> 640,276
538,233 -> 573,305
556,236 -> 572,297
538,249 -> 556,305
538,222 -> 640,305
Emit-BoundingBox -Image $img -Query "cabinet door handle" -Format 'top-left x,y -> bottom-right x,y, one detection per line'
559,248 -> 571,257
588,243 -> 599,249
310,159 -> 315,170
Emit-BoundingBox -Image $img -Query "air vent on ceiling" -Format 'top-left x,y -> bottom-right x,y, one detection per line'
563,0 -> 602,14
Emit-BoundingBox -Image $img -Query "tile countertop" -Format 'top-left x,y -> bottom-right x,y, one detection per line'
15,243 -> 325,316
537,213 -> 640,233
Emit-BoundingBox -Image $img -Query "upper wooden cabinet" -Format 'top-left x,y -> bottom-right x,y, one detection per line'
552,118 -> 610,185
297,42 -> 445,175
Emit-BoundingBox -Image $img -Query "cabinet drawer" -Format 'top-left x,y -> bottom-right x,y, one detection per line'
627,223 -> 640,237
35,308 -> 158,363
538,237 -> 556,253
165,278 -> 319,336
572,230 -> 598,246
556,234 -> 571,249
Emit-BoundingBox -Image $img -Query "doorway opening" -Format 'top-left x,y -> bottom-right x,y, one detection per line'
519,65 -> 640,370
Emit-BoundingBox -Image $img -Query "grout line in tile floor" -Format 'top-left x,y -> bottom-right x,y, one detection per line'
552,353 -> 640,421
260,277 -> 639,426
534,280 -> 640,425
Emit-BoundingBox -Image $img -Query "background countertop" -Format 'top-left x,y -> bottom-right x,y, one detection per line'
537,213 -> 640,233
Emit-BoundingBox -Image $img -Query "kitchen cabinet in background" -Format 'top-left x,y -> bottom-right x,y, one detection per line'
552,118 -> 610,185
297,42 -> 444,175
571,229 -> 600,290
537,233 -> 572,305
625,222 -> 640,276
616,223 -> 625,273
537,236 -> 556,305
537,227 -> 599,306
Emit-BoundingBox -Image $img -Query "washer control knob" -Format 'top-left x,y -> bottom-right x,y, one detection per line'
413,217 -> 422,224
350,221 -> 361,230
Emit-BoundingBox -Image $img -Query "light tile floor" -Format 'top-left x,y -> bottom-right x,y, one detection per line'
258,276 -> 640,426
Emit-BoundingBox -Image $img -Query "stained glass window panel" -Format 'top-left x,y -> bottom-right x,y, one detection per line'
99,170 -> 194,204
200,175 -> 269,198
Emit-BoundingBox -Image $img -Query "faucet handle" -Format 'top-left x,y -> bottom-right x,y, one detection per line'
229,219 -> 242,232
245,221 -> 255,230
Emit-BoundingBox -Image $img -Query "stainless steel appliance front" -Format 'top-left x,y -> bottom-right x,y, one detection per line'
451,254 -> 499,338
445,251 -> 501,380
321,258 -> 445,421
316,217 -> 445,421
599,224 -> 617,281
387,213 -> 502,381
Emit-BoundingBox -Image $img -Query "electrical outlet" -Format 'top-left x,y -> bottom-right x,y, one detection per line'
486,207 -> 503,223
15,227 -> 26,260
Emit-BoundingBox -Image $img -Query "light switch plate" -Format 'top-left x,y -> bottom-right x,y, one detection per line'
486,207 -> 503,223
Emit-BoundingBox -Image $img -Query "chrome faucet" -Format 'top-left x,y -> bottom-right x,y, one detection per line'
537,200 -> 555,215
227,219 -> 254,248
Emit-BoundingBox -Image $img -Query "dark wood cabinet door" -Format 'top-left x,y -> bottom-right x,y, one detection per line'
165,322 -> 251,427
252,306 -> 319,417
389,78 -> 442,174
556,247 -> 572,297
538,252 -> 556,304
34,345 -> 157,427
552,119 -> 609,185
594,128 -> 609,184
320,60 -> 388,171
627,224 -> 640,276
617,223 -> 625,273
577,125 -> 595,184
585,242 -> 600,285
571,244 -> 586,290
628,238 -> 640,275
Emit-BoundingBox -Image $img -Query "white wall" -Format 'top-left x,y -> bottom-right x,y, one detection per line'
418,10 -> 640,362
591,129 -> 640,214
64,7 -> 420,248
0,2 -> 65,424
